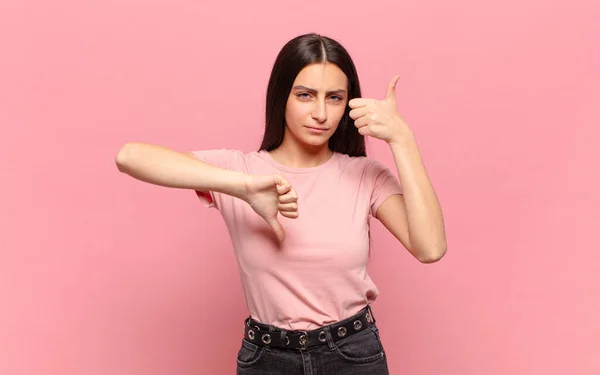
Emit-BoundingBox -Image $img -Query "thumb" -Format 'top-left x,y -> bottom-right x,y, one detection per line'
266,216 -> 285,242
386,75 -> 400,102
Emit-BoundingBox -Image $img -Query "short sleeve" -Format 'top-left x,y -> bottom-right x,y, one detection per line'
368,160 -> 403,217
190,148 -> 245,210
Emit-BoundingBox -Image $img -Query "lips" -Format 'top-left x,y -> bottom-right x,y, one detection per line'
305,126 -> 328,131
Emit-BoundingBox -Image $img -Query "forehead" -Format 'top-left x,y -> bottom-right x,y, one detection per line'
293,63 -> 347,89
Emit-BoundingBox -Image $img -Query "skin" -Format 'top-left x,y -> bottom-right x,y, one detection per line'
269,62 -> 347,169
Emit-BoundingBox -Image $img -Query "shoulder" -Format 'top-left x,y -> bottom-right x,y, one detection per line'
189,148 -> 247,168
335,152 -> 392,175
190,148 -> 263,160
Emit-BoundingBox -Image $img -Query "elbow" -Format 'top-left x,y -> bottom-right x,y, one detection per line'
415,242 -> 447,264
115,142 -> 137,173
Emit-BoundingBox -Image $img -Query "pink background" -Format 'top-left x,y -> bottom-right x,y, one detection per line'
1,0 -> 599,374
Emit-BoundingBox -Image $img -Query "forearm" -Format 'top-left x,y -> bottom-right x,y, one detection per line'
115,142 -> 247,199
389,134 -> 447,255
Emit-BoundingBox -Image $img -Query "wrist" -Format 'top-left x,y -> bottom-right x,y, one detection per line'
209,169 -> 250,201
388,129 -> 415,147
231,172 -> 252,201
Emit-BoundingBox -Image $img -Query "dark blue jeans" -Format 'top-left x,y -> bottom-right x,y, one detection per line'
236,322 -> 390,374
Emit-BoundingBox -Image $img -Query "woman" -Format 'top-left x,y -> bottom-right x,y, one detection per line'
116,33 -> 446,374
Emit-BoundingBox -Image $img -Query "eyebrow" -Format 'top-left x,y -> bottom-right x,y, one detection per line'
292,85 -> 347,96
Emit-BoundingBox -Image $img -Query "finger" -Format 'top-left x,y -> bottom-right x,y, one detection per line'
279,190 -> 298,204
348,98 -> 375,109
349,107 -> 371,120
354,116 -> 370,128
280,210 -> 298,219
386,75 -> 400,102
267,217 -> 286,242
357,125 -> 371,136
274,175 -> 292,195
278,202 -> 298,212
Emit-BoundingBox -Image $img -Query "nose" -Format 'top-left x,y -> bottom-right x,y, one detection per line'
311,100 -> 327,123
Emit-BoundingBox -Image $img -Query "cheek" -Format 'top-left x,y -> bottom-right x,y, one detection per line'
285,101 -> 309,125
284,108 -> 296,128
330,106 -> 347,125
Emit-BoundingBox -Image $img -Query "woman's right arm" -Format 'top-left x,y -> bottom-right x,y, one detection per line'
115,142 -> 248,199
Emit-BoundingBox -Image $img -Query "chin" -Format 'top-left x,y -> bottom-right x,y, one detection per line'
294,137 -> 326,148
308,140 -> 330,148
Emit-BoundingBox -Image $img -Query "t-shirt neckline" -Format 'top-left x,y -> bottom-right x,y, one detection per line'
258,150 -> 338,174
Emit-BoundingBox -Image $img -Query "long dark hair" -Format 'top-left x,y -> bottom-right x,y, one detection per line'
259,33 -> 366,157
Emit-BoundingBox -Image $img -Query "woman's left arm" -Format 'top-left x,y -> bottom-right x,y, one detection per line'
349,75 -> 447,263
378,133 -> 447,263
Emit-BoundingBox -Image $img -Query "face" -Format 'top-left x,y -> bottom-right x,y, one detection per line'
283,62 -> 348,149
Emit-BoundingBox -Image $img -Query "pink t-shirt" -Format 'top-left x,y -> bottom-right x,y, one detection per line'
192,149 -> 403,330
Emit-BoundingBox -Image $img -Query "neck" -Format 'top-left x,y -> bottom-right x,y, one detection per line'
269,136 -> 333,169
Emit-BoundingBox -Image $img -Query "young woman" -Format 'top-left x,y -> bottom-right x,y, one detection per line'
116,33 -> 446,374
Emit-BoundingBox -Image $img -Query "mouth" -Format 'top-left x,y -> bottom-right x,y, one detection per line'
305,126 -> 329,133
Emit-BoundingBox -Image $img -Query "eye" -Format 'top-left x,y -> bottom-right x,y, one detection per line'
329,95 -> 343,101
296,93 -> 311,99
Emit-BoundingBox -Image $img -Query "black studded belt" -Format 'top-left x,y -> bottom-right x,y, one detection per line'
242,305 -> 376,351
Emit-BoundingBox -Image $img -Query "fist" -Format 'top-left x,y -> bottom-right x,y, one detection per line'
243,174 -> 298,242
348,75 -> 411,144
